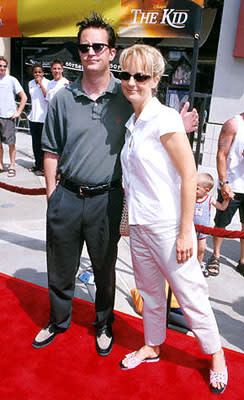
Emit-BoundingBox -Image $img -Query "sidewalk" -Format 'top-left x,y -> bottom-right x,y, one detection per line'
0,130 -> 244,353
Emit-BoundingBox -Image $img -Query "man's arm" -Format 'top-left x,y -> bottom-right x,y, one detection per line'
180,101 -> 198,133
217,118 -> 237,199
44,152 -> 59,201
11,90 -> 27,119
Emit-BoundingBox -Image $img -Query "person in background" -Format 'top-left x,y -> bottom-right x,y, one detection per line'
28,64 -> 50,176
32,13 -> 199,358
194,172 -> 231,277
46,59 -> 69,103
207,112 -> 244,277
0,56 -> 27,177
119,44 -> 227,394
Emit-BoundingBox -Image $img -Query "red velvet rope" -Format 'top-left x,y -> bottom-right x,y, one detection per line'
194,224 -> 244,239
0,181 -> 46,196
1,181 -> 244,238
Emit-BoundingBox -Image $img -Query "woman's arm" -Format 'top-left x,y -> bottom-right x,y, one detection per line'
160,131 -> 197,263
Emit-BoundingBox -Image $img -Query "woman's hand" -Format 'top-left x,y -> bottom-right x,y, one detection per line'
176,231 -> 193,264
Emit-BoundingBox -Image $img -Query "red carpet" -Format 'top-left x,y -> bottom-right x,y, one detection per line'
0,272 -> 243,400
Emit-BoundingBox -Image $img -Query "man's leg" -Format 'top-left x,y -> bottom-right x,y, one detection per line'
208,190 -> 239,276
0,143 -> 3,170
236,222 -> 244,275
84,186 -> 123,355
33,185 -> 84,348
29,121 -> 44,170
240,223 -> 244,264
236,195 -> 244,275
0,119 -> 4,170
1,118 -> 16,174
212,235 -> 224,259
9,144 -> 16,170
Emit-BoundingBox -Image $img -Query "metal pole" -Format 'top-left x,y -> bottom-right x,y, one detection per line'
188,35 -> 200,148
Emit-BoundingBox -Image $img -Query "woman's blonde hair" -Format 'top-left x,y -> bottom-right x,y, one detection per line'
119,44 -> 165,95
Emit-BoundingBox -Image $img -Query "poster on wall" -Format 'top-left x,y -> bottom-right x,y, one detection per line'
0,0 -> 203,38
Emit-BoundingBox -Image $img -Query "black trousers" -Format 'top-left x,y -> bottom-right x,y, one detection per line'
46,183 -> 124,331
29,121 -> 44,170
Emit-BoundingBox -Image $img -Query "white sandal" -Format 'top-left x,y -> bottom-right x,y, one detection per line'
209,366 -> 228,394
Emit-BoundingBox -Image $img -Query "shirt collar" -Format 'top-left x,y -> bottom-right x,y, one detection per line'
68,73 -> 120,99
125,97 -> 160,131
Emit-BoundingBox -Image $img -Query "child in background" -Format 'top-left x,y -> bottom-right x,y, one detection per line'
194,173 -> 231,277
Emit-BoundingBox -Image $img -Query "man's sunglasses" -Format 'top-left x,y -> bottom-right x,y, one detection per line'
78,43 -> 109,54
119,71 -> 151,82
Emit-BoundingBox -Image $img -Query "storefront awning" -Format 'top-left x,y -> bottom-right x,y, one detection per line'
0,0 -> 203,38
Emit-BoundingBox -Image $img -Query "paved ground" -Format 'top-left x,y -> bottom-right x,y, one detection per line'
0,130 -> 244,354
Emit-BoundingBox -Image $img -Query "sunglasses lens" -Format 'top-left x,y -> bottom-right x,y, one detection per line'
79,44 -> 90,53
119,72 -> 131,80
134,73 -> 150,82
119,72 -> 151,82
92,44 -> 104,52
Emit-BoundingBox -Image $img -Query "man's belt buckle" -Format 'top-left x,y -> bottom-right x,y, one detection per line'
79,187 -> 88,197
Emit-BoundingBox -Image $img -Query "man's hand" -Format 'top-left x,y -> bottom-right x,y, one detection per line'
11,110 -> 20,119
221,184 -> 235,200
180,101 -> 199,133
35,76 -> 42,85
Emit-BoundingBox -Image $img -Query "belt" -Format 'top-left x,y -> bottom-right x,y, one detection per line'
60,177 -> 121,197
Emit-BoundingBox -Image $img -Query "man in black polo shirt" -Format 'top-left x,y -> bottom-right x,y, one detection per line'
32,13 -> 198,355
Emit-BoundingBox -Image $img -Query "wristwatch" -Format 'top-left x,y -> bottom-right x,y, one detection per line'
219,181 -> 229,187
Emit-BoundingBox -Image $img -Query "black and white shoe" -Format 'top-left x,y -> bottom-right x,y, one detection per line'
96,325 -> 113,356
32,323 -> 61,349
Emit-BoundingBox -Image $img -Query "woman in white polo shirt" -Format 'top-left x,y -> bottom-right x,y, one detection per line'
119,44 -> 227,394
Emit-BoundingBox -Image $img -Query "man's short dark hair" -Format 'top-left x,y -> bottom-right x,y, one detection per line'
76,12 -> 116,48
51,59 -> 63,68
32,63 -> 44,72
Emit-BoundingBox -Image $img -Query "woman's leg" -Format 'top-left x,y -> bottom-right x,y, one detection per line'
145,223 -> 226,391
120,224 -> 165,367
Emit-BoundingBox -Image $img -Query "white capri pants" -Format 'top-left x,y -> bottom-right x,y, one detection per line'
129,222 -> 222,354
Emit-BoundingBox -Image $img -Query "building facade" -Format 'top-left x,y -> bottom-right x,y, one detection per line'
202,0 -> 244,168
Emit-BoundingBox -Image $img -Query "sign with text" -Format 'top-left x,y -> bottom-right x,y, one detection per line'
120,0 -> 204,38
0,0 -> 203,38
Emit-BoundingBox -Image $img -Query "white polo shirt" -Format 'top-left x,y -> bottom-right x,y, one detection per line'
28,77 -> 50,123
121,96 -> 185,226
46,77 -> 69,103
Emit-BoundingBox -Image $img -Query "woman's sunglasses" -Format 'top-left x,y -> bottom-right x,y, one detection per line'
119,71 -> 151,82
78,43 -> 109,54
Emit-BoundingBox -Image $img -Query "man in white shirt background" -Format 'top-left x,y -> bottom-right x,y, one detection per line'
46,59 -> 69,104
0,56 -> 27,177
